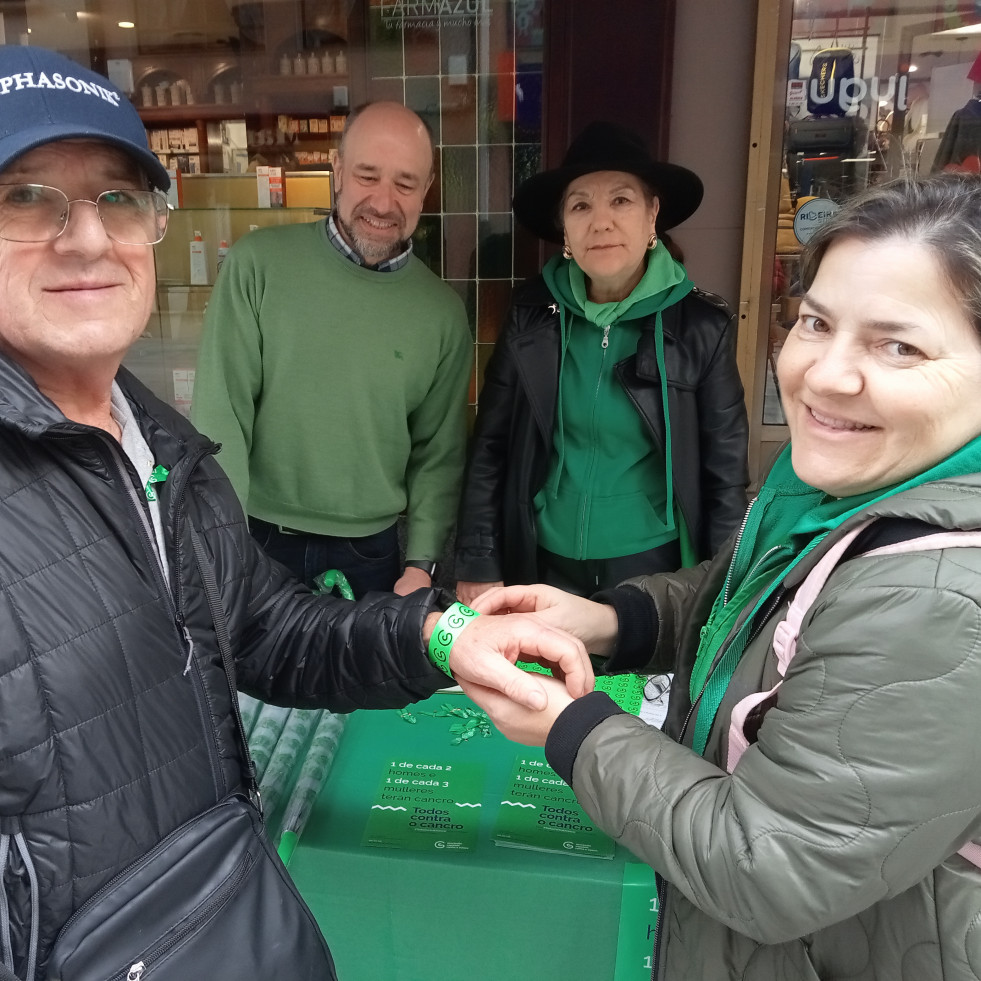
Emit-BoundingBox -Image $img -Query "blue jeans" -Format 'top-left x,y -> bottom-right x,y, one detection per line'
249,518 -> 400,598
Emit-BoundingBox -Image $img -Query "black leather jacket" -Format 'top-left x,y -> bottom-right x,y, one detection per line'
455,277 -> 749,584
0,354 -> 446,975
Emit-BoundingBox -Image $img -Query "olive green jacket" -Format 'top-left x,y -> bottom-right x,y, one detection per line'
547,473 -> 981,980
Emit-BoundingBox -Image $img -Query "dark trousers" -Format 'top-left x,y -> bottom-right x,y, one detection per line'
249,518 -> 400,598
536,540 -> 683,597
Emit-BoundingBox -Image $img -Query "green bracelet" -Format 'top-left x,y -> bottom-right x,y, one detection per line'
427,602 -> 480,677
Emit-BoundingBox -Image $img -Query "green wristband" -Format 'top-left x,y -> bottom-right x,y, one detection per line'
427,602 -> 480,678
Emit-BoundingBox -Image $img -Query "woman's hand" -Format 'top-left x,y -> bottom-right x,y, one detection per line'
455,580 -> 503,607
424,609 -> 594,710
470,584 -> 620,657
459,672 -> 574,746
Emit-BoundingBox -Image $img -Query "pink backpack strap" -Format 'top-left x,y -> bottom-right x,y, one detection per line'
769,520 -> 876,674
726,520 -> 874,773
863,531 -> 981,558
724,519 -> 981,870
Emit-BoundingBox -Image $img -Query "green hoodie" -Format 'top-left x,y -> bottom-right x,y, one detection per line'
534,248 -> 693,560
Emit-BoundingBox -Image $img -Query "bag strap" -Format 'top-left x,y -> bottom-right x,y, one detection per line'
769,520 -> 875,672
188,527 -> 261,813
727,518 -> 981,869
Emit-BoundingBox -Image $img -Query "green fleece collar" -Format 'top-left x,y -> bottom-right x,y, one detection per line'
750,430 -> 981,558
542,246 -> 693,326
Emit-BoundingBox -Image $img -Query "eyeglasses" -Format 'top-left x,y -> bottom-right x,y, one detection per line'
0,183 -> 170,245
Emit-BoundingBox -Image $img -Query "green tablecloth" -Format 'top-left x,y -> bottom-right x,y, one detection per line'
288,691 -> 657,981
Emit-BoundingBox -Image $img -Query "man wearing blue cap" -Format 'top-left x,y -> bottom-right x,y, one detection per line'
0,45 -> 591,981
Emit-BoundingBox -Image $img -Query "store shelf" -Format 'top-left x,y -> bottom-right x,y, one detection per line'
138,96 -> 346,123
138,104 -> 246,123
251,72 -> 349,91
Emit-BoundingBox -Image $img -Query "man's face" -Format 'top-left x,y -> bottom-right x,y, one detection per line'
0,141 -> 156,384
332,105 -> 434,266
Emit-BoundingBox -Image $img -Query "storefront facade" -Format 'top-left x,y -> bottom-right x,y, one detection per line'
0,0 -> 677,423
5,0 -> 978,483
0,0 -> 537,415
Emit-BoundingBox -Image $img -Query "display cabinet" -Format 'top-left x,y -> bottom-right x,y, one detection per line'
130,9 -> 353,174
125,172 -> 332,414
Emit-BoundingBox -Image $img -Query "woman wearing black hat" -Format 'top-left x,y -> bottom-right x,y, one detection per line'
455,121 -> 749,602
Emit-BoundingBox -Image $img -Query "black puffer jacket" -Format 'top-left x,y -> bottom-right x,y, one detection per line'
0,354 -> 446,976
455,277 -> 750,584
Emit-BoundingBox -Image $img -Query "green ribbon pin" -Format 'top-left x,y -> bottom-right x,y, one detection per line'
145,464 -> 169,502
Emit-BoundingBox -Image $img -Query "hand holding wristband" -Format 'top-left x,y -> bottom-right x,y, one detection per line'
427,602 -> 480,677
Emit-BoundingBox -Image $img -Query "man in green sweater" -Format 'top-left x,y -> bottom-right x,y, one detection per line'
193,102 -> 472,597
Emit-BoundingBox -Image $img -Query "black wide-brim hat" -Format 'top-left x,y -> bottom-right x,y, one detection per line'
512,120 -> 704,243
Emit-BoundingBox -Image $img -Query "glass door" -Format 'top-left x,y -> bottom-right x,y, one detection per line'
742,0 -> 981,480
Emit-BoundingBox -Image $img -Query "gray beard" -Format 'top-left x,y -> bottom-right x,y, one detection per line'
333,207 -> 407,265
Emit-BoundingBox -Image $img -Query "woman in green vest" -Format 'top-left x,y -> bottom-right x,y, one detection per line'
463,174 -> 981,981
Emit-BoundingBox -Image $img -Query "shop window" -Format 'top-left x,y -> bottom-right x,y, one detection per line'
762,1 -> 981,431
4,0 -> 544,418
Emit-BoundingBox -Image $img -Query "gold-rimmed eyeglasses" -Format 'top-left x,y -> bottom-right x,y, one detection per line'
0,183 -> 170,245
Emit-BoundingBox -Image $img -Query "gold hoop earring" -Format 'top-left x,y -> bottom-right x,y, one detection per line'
562,244 -> 573,260
647,233 -> 657,251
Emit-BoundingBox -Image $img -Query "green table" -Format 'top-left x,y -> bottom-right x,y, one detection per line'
288,692 -> 657,981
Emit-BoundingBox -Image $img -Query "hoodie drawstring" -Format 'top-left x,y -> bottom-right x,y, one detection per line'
654,309 -> 676,535
550,303 -> 571,500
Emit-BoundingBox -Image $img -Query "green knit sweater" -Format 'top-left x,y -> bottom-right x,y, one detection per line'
191,220 -> 472,561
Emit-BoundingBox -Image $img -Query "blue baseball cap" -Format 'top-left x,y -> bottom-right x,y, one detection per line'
0,45 -> 170,191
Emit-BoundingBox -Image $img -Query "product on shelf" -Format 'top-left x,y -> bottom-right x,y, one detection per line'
189,231 -> 209,285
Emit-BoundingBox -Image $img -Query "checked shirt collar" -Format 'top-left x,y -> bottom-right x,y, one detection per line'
326,213 -> 412,272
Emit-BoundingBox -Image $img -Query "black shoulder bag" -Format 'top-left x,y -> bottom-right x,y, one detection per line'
39,529 -> 337,981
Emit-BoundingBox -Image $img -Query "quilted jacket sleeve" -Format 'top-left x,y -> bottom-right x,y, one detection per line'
196,474 -> 448,712
549,548 -> 981,944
